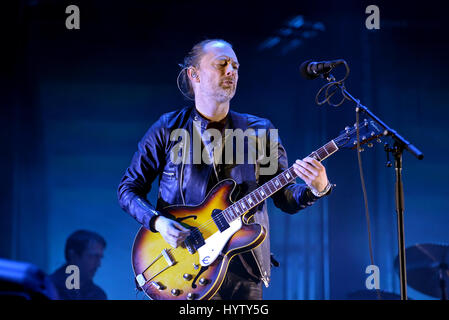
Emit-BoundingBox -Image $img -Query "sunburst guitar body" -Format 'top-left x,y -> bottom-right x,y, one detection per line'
131,179 -> 266,300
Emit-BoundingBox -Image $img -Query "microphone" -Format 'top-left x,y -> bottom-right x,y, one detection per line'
300,59 -> 345,80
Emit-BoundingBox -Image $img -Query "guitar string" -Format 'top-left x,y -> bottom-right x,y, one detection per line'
188,134 -> 350,236
185,165 -> 299,236
182,129 -> 363,238
185,145 -> 332,235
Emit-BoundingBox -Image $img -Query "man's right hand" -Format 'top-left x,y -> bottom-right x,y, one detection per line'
154,216 -> 191,248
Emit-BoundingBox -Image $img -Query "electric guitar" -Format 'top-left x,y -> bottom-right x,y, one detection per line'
131,119 -> 382,300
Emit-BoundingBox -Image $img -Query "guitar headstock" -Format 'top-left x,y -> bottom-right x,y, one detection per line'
334,119 -> 384,150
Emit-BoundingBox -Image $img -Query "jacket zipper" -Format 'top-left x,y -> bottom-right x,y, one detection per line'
251,249 -> 269,288
179,141 -> 186,205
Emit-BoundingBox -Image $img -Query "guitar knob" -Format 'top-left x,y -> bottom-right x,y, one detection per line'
198,278 -> 208,286
186,292 -> 196,300
183,273 -> 193,281
171,289 -> 180,296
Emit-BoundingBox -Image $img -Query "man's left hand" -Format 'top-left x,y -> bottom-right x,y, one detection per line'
292,157 -> 329,193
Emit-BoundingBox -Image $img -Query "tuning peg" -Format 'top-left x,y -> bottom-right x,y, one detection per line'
376,138 -> 382,143
358,147 -> 365,153
345,126 -> 350,132
367,143 -> 373,148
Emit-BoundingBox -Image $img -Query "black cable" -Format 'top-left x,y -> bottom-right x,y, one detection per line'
355,107 -> 381,300
315,63 -> 381,299
315,61 -> 350,107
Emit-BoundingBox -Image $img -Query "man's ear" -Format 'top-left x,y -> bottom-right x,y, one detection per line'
188,67 -> 200,82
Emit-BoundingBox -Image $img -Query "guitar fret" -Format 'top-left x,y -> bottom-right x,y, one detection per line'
224,137 -> 345,223
288,167 -> 297,179
319,148 -> 327,159
230,207 -> 237,220
242,197 -> 250,210
278,174 -> 286,185
318,148 -> 328,158
228,209 -> 234,222
324,141 -> 338,159
267,180 -> 276,193
265,182 -> 272,194
262,185 -> 270,196
239,199 -> 247,211
310,141 -> 338,162
327,141 -> 338,152
233,206 -> 239,218
223,209 -> 230,222
223,209 -> 232,223
310,151 -> 321,161
253,189 -> 260,203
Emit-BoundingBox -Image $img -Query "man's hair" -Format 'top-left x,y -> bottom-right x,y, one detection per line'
64,230 -> 106,262
177,38 -> 233,100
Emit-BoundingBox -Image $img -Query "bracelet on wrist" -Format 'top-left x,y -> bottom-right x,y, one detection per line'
309,181 -> 332,197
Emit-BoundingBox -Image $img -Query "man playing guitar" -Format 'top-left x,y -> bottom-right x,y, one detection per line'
117,39 -> 332,300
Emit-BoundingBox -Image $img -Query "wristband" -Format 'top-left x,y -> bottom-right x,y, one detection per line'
309,181 -> 332,197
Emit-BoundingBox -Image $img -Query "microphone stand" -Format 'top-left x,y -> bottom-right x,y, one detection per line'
322,72 -> 424,300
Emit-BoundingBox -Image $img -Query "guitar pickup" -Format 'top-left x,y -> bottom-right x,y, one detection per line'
184,227 -> 205,253
184,238 -> 196,254
212,209 -> 230,232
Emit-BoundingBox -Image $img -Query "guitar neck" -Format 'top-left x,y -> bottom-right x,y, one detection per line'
222,140 -> 339,223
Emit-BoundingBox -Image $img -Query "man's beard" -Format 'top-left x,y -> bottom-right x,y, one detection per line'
214,84 -> 236,102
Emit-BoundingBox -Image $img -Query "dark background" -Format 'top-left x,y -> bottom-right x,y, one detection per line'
2,0 -> 448,299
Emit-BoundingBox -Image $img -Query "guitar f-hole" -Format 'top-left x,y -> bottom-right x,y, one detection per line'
191,266 -> 209,289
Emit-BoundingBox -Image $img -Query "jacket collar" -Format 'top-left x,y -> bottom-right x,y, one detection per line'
190,106 -> 246,131
191,106 -> 229,130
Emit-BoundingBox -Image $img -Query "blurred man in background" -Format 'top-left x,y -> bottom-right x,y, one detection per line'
50,230 -> 107,300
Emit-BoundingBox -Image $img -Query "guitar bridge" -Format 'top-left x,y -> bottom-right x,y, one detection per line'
135,248 -> 176,288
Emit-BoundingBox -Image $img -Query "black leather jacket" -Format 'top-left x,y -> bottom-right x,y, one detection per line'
117,106 -> 324,287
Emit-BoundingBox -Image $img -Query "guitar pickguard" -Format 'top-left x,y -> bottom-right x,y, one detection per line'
197,218 -> 242,266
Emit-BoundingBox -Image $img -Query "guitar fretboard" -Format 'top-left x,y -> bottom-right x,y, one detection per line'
222,140 -> 339,223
